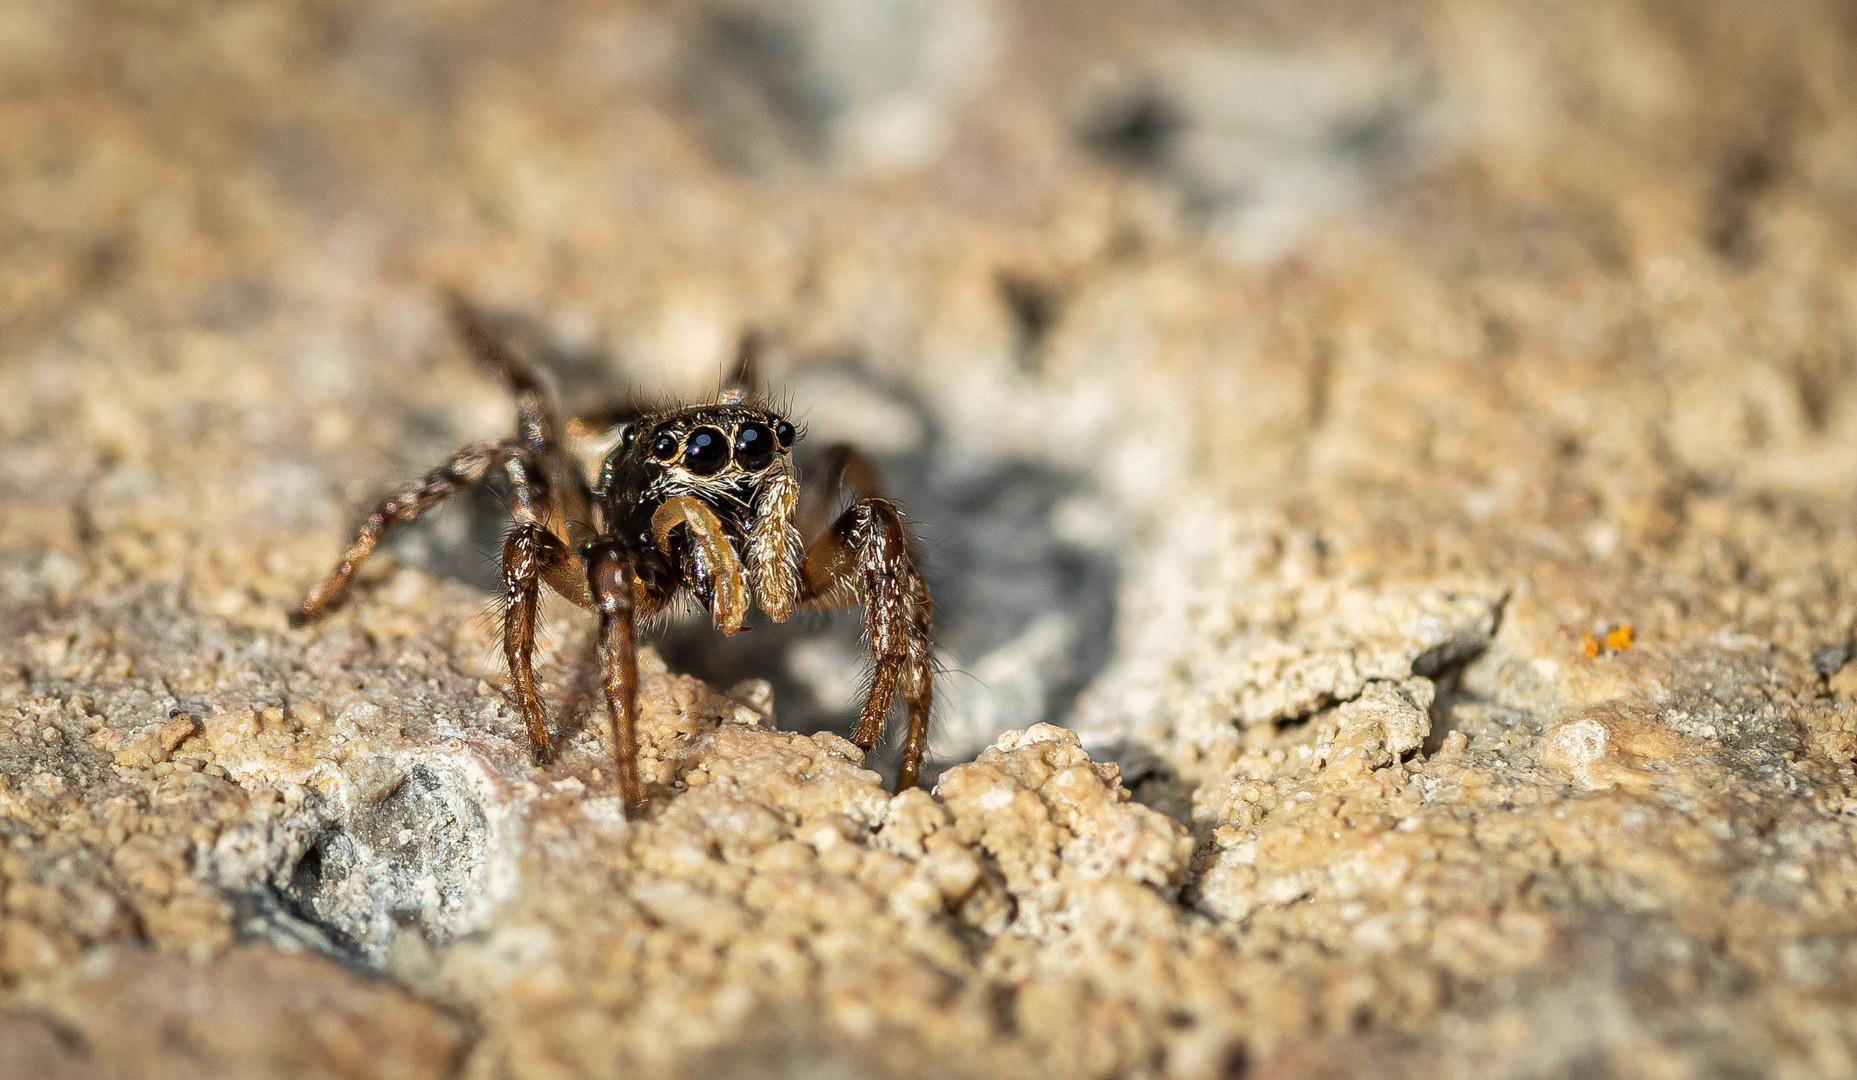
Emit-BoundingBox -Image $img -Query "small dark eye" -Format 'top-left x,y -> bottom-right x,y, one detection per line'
734,422 -> 775,471
683,427 -> 728,475
650,432 -> 679,461
773,420 -> 795,449
619,424 -> 637,452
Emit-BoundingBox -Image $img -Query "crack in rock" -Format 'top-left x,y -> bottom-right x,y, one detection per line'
1082,554 -> 1506,769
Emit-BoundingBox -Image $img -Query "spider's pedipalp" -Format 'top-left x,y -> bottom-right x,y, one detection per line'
651,496 -> 751,633
748,457 -> 803,622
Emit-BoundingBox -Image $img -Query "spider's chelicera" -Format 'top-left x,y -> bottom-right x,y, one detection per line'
290,301 -> 934,811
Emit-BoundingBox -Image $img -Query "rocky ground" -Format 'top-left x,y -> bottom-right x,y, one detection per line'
6,1 -> 1857,1077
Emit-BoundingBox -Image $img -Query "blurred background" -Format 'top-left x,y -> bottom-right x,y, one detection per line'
7,3 -> 1857,1075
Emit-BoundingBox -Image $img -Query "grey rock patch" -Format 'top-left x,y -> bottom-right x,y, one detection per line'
212,754 -> 511,967
682,0 -> 996,175
1080,46 -> 1434,257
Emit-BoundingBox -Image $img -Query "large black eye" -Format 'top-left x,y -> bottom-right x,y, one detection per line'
650,432 -> 679,461
733,422 -> 775,471
682,427 -> 728,475
774,420 -> 795,449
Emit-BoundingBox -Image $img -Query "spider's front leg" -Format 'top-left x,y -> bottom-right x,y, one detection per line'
448,297 -> 598,546
291,441 -> 515,626
293,440 -> 587,766
798,457 -> 935,791
583,541 -> 674,809
497,452 -> 591,765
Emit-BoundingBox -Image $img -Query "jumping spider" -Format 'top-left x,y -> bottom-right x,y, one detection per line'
290,300 -> 934,809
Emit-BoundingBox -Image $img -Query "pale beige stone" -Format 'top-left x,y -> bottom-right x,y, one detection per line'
7,1 -> 1857,1077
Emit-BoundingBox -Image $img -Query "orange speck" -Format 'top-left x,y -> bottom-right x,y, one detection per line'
1581,633 -> 1601,658
1605,624 -> 1634,652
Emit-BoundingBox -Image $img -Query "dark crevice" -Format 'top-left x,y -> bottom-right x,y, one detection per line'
231,871 -> 374,974
986,982 -> 1020,1038
995,270 -> 1069,376
1811,642 -> 1851,680
997,271 -> 1064,374
1707,143 -> 1779,267
1088,736 -> 1195,828
1792,346 -> 1850,434
1081,82 -> 1182,170
1411,634 -> 1490,681
1422,590 -> 1509,755
1422,665 -> 1477,758
1262,591 -> 1508,744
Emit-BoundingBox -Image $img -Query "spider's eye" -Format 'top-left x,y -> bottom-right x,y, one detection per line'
733,422 -> 776,471
619,424 -> 637,452
774,420 -> 795,449
682,426 -> 728,475
650,432 -> 679,461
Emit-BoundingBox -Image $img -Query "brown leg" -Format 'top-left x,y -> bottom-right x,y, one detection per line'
585,540 -> 643,808
294,438 -> 586,767
651,496 -> 752,634
505,447 -> 595,611
447,295 -> 599,548
291,440 -> 512,626
897,572 -> 934,788
800,497 -> 935,791
503,527 -> 595,765
501,523 -> 552,763
498,448 -> 593,764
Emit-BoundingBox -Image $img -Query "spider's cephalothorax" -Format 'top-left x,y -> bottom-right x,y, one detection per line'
290,302 -> 934,810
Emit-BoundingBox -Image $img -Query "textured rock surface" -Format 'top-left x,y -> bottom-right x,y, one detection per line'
7,1 -> 1857,1077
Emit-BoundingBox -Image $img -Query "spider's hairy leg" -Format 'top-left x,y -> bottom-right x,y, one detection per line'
585,540 -> 653,809
498,450 -> 592,766
651,496 -> 752,634
447,295 -> 599,547
291,440 -> 511,626
800,496 -> 935,792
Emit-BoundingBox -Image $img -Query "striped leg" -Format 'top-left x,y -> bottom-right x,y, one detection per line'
291,441 -> 512,626
498,449 -> 590,764
799,496 -> 935,791
447,295 -> 599,549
